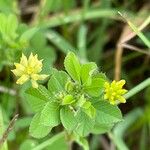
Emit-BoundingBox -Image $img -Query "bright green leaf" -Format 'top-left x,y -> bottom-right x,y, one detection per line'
80,62 -> 97,85
41,102 -> 60,126
25,85 -> 51,112
60,106 -> 77,131
93,101 -> 122,125
48,69 -> 69,94
64,52 -> 81,83
75,111 -> 95,136
29,113 -> 52,138
20,27 -> 39,42
92,123 -> 113,134
83,105 -> 96,118
62,94 -> 75,105
84,77 -> 105,97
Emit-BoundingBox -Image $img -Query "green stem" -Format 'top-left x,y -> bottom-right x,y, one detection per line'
32,131 -> 65,150
39,9 -> 127,28
124,78 -> 150,100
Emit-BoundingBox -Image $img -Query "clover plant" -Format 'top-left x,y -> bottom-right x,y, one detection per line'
12,52 -> 127,150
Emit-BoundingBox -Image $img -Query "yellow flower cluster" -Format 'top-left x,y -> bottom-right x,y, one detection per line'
12,53 -> 48,88
104,80 -> 127,105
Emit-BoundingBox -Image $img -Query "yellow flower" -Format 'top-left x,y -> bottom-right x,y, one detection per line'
104,80 -> 127,105
12,53 -> 49,88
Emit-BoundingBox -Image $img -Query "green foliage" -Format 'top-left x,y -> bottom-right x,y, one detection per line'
1,1 -> 149,149
48,69 -> 69,94
29,113 -> 52,138
41,102 -> 60,126
24,52 -> 122,142
25,85 -> 52,113
64,52 -> 81,82
0,13 -> 40,71
60,106 -> 77,131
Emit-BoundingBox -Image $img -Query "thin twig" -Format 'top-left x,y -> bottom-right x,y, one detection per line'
114,13 -> 150,80
0,114 -> 19,148
122,43 -> 150,55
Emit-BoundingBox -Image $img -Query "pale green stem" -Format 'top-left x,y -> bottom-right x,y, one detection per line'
39,9 -> 124,28
124,78 -> 150,100
32,131 -> 65,150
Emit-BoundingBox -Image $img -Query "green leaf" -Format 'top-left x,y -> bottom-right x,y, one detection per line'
64,52 -> 81,83
60,106 -> 77,131
84,77 -> 105,97
25,86 -> 51,112
6,14 -> 18,39
93,100 -> 122,125
92,123 -> 113,134
29,113 -> 52,138
48,69 -> 69,94
46,30 -> 76,54
77,24 -> 88,61
62,94 -> 75,105
75,111 -> 95,136
0,13 -> 18,40
80,62 -> 97,85
83,105 -> 96,118
20,27 -> 39,42
41,102 -> 60,126
19,139 -> 37,150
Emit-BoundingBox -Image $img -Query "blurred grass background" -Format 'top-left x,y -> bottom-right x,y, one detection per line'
0,0 -> 150,150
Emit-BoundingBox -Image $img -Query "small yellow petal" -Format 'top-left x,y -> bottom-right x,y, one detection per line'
104,79 -> 127,105
31,79 -> 38,88
11,69 -> 23,76
14,63 -> 25,71
118,80 -> 125,87
16,75 -> 29,85
119,97 -> 126,103
20,53 -> 28,66
12,52 -> 47,87
31,74 -> 40,80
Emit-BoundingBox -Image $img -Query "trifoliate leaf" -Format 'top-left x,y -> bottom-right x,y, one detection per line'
75,111 -> 95,136
93,100 -> 122,125
60,106 -> 77,131
80,62 -> 97,85
41,102 -> 60,127
91,123 -> 114,134
29,113 -> 52,138
62,94 -> 75,105
48,69 -> 69,95
25,85 -> 51,112
84,77 -> 105,97
64,52 -> 81,83
83,105 -> 96,118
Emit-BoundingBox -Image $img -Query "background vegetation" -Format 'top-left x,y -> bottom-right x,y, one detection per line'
0,0 -> 149,150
